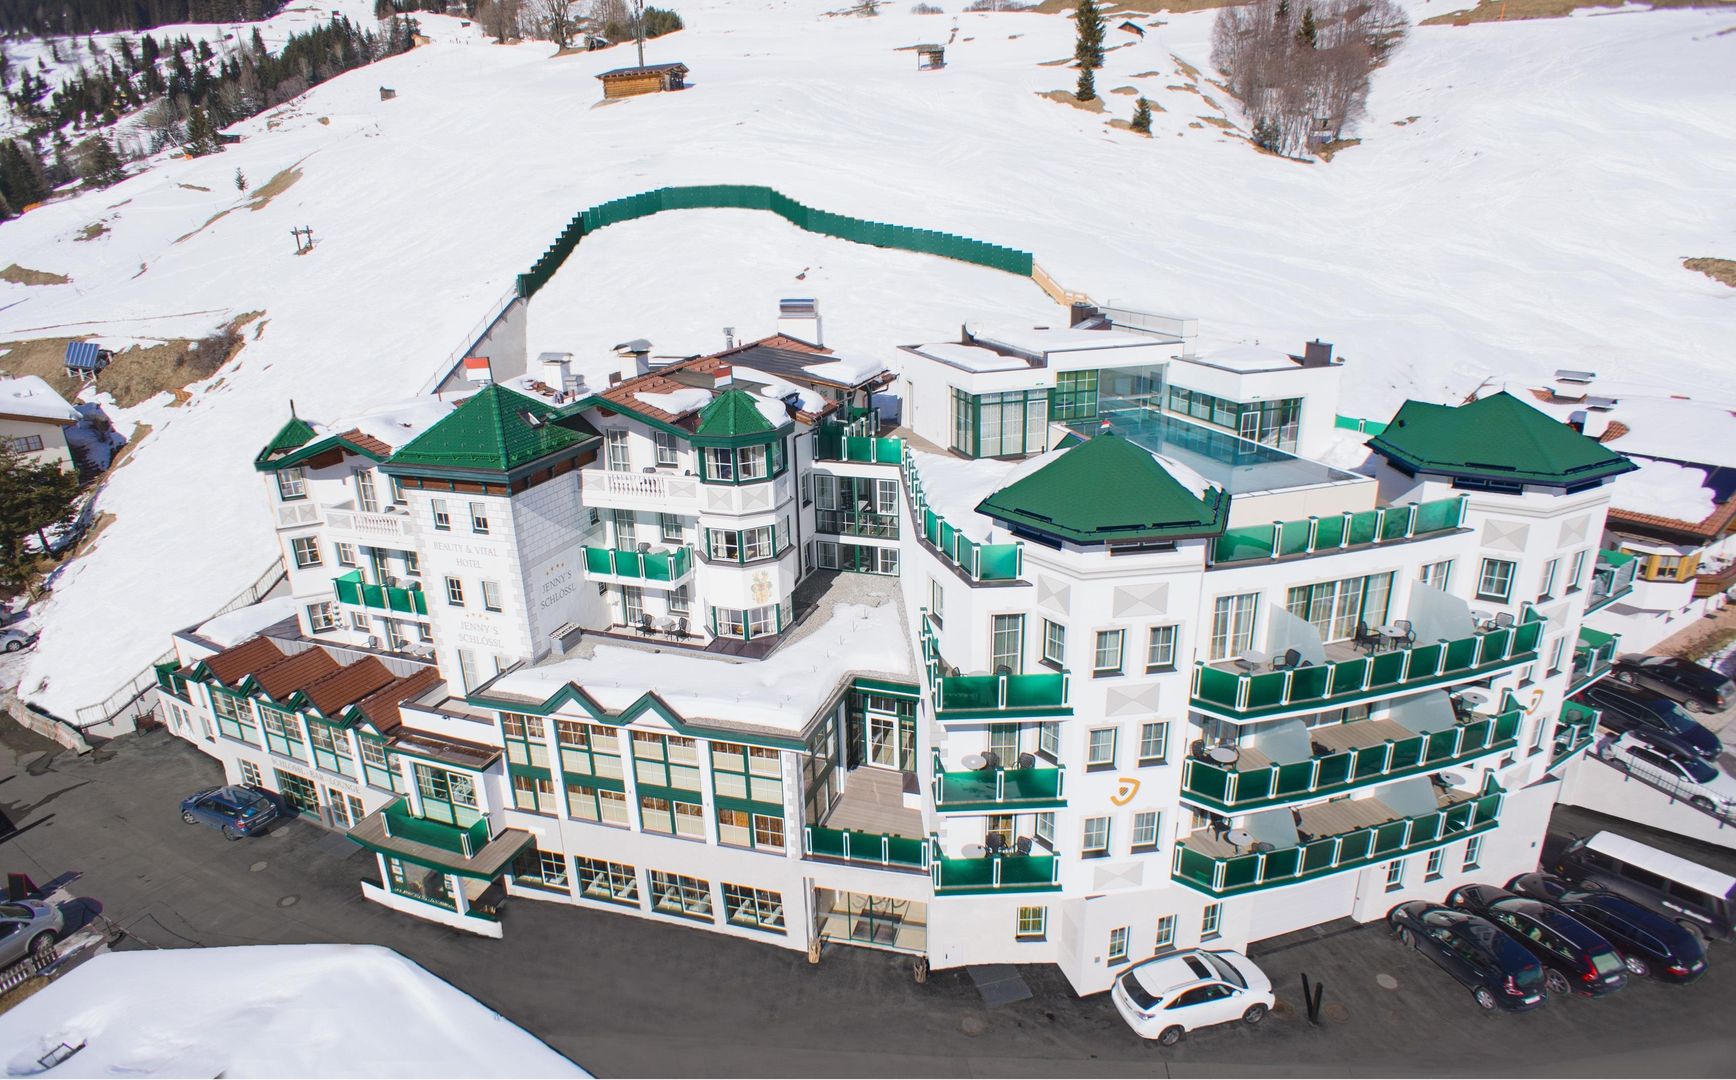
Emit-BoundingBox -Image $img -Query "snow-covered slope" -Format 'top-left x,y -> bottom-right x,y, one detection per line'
1,1 -> 1731,716
0,944 -> 584,1077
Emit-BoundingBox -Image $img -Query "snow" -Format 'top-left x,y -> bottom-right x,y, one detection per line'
967,323 -> 1158,356
633,387 -> 712,415
0,2 -> 1731,717
489,602 -> 910,730
1608,458 -> 1717,524
909,341 -> 1032,373
1498,380 -> 1736,469
1195,343 -> 1299,373
753,394 -> 792,426
0,376 -> 80,422
801,354 -> 886,385
0,944 -> 585,1078
910,448 -> 1028,538
193,595 -> 299,646
732,366 -> 828,412
334,396 -> 455,450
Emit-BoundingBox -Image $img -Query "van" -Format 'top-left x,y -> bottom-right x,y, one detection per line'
1554,831 -> 1736,944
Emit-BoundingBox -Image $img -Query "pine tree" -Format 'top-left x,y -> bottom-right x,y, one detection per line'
234,166 -> 247,192
76,136 -> 125,187
1131,96 -> 1151,133
183,106 -> 221,156
1297,6 -> 1317,47
1076,65 -> 1096,102
1073,0 -> 1105,71
1274,0 -> 1290,27
0,443 -> 83,590
0,139 -> 50,208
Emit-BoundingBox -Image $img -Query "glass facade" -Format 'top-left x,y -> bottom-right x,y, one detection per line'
950,388 -> 1050,458
1167,385 -> 1301,451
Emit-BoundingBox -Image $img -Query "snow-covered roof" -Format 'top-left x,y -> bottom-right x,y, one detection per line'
907,342 -> 1031,373
327,396 -> 455,454
733,366 -> 828,413
800,354 -> 886,385
965,323 -> 1158,356
0,375 -> 80,423
1189,343 -> 1301,374
484,602 -> 910,732
193,596 -> 298,647
1608,458 -> 1717,523
910,448 -> 1031,537
1515,380 -> 1736,469
0,945 -> 586,1077
633,387 -> 712,415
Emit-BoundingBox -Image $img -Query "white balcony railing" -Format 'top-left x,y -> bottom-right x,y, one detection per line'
325,506 -> 416,542
580,468 -> 701,507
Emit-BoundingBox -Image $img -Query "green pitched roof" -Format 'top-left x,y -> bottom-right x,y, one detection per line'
253,415 -> 318,469
975,433 -> 1228,544
1368,391 -> 1635,488
691,388 -> 787,446
385,384 -> 598,477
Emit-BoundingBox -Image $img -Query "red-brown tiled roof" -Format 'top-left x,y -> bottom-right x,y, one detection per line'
196,636 -> 285,686
1598,420 -> 1629,443
1608,496 -> 1736,543
252,648 -> 340,701
334,427 -> 395,458
300,655 -> 398,715
355,666 -> 443,734
592,335 -> 852,427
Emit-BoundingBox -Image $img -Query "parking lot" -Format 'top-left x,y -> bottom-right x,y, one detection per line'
3,720 -> 1735,1077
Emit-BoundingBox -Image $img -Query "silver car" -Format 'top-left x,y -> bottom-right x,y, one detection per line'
0,900 -> 63,967
0,627 -> 33,653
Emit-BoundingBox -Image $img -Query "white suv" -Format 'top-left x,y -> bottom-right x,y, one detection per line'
1111,948 -> 1274,1046
1599,731 -> 1736,813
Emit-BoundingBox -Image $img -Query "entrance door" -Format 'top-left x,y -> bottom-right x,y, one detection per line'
275,769 -> 319,816
867,714 -> 899,768
326,788 -> 363,828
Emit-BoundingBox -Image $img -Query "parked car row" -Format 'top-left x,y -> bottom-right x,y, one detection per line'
1574,664 -> 1733,814
1391,831 -> 1733,1011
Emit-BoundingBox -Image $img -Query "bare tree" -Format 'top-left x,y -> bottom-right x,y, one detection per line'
535,0 -> 577,46
478,0 -> 524,42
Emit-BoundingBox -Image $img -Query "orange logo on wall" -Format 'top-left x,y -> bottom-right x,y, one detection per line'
1111,777 -> 1140,806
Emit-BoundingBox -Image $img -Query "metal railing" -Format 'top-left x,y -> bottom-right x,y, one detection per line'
901,449 -> 1023,583
802,825 -> 930,870
1210,496 -> 1467,566
919,617 -> 1070,721
933,749 -> 1066,811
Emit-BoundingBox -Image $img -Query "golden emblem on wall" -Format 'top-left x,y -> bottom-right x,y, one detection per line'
1111,777 -> 1141,806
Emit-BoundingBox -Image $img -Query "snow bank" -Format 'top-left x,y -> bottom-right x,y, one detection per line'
193,595 -> 299,646
634,387 -> 711,415
802,354 -> 886,385
0,944 -> 585,1078
910,449 -> 1027,539
489,602 -> 910,729
1609,458 -> 1717,523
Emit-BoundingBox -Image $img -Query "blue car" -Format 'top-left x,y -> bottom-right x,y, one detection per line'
180,785 -> 278,839
1507,872 -> 1709,982
1448,884 -> 1629,997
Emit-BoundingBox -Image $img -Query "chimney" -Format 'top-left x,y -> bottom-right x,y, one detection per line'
1070,302 -> 1100,327
1302,340 -> 1334,368
777,298 -> 822,346
714,363 -> 734,389
1579,410 -> 1610,440
462,355 -> 493,384
612,338 -> 652,382
538,351 -> 573,395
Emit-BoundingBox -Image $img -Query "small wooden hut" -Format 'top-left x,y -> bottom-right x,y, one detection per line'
596,62 -> 689,99
915,44 -> 945,70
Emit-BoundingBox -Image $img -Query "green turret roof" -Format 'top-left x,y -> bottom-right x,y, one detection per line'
975,433 -> 1228,544
1369,391 -> 1635,488
385,384 -> 598,477
690,387 -> 789,447
253,415 -> 318,469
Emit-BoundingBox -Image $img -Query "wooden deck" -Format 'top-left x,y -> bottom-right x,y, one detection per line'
821,767 -> 924,839
1310,717 -> 1418,753
1188,788 -> 1469,858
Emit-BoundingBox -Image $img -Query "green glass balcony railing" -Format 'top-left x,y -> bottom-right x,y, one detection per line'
802,825 -> 930,870
379,797 -> 491,858
333,570 -> 428,616
1588,549 -> 1638,611
920,619 -> 1070,721
1191,615 -> 1544,719
1211,496 -> 1467,565
931,844 -> 1061,895
1173,790 -> 1504,898
1570,627 -> 1619,693
582,545 -> 694,582
1551,700 -> 1601,768
814,421 -> 905,464
1181,706 -> 1522,812
902,450 -> 1022,582
934,751 -> 1065,811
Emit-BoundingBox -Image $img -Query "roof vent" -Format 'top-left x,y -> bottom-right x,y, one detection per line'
1555,369 -> 1596,385
1585,396 -> 1618,411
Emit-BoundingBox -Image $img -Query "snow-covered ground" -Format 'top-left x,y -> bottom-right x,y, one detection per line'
0,944 -> 585,1078
0,0 -> 1732,717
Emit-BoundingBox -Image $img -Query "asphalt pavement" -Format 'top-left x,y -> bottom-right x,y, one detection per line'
3,720 -> 1734,1078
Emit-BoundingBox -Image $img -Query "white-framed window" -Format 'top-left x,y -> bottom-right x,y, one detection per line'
1138,722 -> 1169,767
1539,558 -> 1559,599
482,580 -> 503,613
1087,728 -> 1117,770
928,577 -> 945,627
445,577 -> 465,606
334,542 -> 357,567
748,605 -> 777,637
8,434 -> 42,453
742,525 -> 775,561
432,499 -> 450,531
239,760 -> 262,788
649,870 -> 714,922
622,586 -> 645,627
389,476 -> 406,506
606,429 -> 631,472
1016,906 -> 1047,941
1201,902 -> 1223,938
275,467 -> 306,501
1567,549 -> 1587,591
1384,859 -> 1405,893
306,602 -> 336,632
1154,914 -> 1176,950
1107,926 -> 1130,965
654,430 -> 678,467
354,468 -> 379,513
290,535 -> 321,568
1131,810 -> 1159,850
1548,635 -> 1566,676
1035,811 -> 1055,845
1425,848 -> 1445,882
660,512 -> 683,543
877,547 -> 899,575
991,614 -> 1024,674
1419,560 -> 1453,590
1094,629 -> 1125,676
722,883 -> 785,932
1038,721 -> 1060,759
1042,619 -> 1066,667
1463,835 -> 1483,871
575,856 -> 639,906
670,584 -> 691,615
470,501 -> 490,534
1145,625 -> 1176,672
1476,558 -> 1516,602
1082,816 -> 1111,857
988,724 -> 1020,764
404,551 -> 420,578
1209,593 -> 1259,660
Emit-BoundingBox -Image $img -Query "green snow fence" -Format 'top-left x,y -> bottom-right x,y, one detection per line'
516,185 -> 1037,299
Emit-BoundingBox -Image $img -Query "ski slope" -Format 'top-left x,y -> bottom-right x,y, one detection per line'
0,0 -> 1732,717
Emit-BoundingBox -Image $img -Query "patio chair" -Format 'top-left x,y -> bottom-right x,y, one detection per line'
1354,620 -> 1381,654
985,833 -> 1007,855
673,616 -> 688,639
1493,611 -> 1515,629
980,750 -> 1001,771
1392,619 -> 1416,647
637,615 -> 656,637
1272,647 -> 1303,672
1014,836 -> 1033,856
1017,752 -> 1036,770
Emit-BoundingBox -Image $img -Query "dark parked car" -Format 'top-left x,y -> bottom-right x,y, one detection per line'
1507,873 -> 1708,982
1446,884 -> 1628,997
1614,654 -> 1735,713
180,785 -> 278,839
1579,681 -> 1723,760
1387,902 -> 1547,1011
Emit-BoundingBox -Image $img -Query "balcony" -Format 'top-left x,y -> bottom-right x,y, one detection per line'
1692,560 -> 1736,601
802,825 -> 931,871
1551,700 -> 1600,768
1190,616 -> 1543,721
814,420 -> 904,465
815,508 -> 899,540
1172,787 -> 1504,898
1590,549 -> 1640,609
933,751 -> 1065,812
582,545 -> 694,586
580,467 -> 701,512
902,452 -> 1023,583
1210,496 -> 1467,566
333,570 -> 428,617
380,796 -> 491,857
325,503 -> 416,544
1180,705 -> 1522,813
931,843 -> 1061,895
920,619 -> 1072,722
1570,627 -> 1618,694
